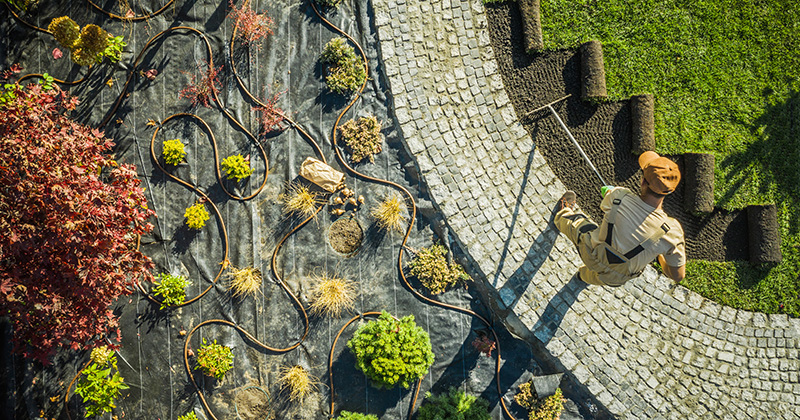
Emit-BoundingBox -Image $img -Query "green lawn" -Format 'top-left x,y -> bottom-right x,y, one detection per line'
539,0 -> 800,316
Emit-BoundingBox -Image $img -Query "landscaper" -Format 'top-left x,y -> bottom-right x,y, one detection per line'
554,151 -> 686,286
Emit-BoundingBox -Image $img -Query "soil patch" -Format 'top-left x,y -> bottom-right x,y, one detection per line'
484,2 -> 749,262
328,216 -> 364,255
234,386 -> 273,420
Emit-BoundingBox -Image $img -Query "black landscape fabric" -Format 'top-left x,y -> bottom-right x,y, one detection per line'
485,1 -> 751,263
0,0 -> 603,419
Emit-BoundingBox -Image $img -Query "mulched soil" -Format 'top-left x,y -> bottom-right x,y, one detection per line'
484,1 -> 749,262
329,215 -> 364,255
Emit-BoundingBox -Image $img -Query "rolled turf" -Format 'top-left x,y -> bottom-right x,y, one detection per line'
580,40 -> 607,101
630,94 -> 654,155
683,153 -> 715,214
518,0 -> 543,53
747,204 -> 782,265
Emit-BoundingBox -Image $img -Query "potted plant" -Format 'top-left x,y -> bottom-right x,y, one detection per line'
346,311 -> 434,389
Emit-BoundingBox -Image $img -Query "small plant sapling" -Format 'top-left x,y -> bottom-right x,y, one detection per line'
471,335 -> 496,358
184,202 -> 210,229
152,273 -> 191,309
47,17 -> 125,66
408,244 -> 470,294
339,114 -> 382,163
228,0 -> 274,47
308,274 -> 358,316
347,311 -> 434,389
195,338 -> 234,381
253,90 -> 287,135
178,412 -> 199,420
162,139 -> 187,165
221,154 -> 254,182
225,266 -> 262,298
320,37 -> 366,94
370,194 -> 407,233
75,346 -> 129,418
417,387 -> 491,420
279,182 -> 323,219
335,412 -> 378,420
49,16 -> 81,49
515,382 -> 566,420
279,365 -> 319,402
179,61 -> 222,108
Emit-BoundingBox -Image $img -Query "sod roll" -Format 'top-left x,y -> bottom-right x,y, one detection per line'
683,153 -> 715,214
747,204 -> 782,265
518,0 -> 543,53
630,94 -> 655,155
580,40 -> 607,101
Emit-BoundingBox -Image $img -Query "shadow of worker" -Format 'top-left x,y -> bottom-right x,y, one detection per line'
531,275 -> 587,345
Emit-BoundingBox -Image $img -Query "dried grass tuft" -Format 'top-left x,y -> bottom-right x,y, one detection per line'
370,194 -> 407,233
225,266 -> 262,298
279,182 -> 323,219
279,365 -> 318,402
308,274 -> 358,316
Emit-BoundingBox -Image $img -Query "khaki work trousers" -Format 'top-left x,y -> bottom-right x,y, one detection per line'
554,206 -> 635,287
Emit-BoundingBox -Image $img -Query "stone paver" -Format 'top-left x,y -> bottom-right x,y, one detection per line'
372,0 -> 800,418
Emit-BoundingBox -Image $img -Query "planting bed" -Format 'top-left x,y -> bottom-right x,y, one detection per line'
0,0 -> 599,419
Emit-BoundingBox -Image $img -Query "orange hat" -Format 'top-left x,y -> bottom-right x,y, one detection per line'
638,151 -> 680,195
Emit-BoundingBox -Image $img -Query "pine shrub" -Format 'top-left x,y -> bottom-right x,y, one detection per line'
417,388 -> 491,420
339,114 -> 382,163
320,37 -> 366,94
221,154 -> 253,182
346,311 -> 434,389
335,412 -> 378,420
409,244 -> 469,294
162,139 -> 186,165
184,202 -> 210,229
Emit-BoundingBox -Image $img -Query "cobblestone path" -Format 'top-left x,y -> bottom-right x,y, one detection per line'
371,0 -> 800,418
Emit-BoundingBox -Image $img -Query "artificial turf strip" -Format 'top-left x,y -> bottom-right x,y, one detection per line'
540,0 -> 800,317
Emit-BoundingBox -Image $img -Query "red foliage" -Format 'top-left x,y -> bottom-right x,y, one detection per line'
253,90 -> 287,136
471,335 -> 496,358
0,83 -> 155,363
228,0 -> 274,47
179,62 -> 222,108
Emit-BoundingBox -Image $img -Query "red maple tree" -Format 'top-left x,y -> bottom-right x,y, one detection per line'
0,82 -> 155,363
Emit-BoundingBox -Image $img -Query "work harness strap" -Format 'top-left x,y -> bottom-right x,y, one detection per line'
603,195 -> 671,264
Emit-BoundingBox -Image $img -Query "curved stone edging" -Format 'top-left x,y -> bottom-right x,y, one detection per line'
371,0 -> 800,418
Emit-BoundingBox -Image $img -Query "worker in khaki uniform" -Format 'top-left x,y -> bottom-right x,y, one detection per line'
554,151 -> 686,286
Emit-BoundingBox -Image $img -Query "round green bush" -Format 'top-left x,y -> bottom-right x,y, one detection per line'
346,311 -> 434,389
418,388 -> 490,420
221,154 -> 254,182
162,139 -> 186,165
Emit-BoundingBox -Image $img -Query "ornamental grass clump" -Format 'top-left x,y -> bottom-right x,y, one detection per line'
195,338 -> 234,381
184,202 -> 210,229
347,311 -> 434,389
515,382 -> 566,420
162,139 -> 186,165
320,37 -> 366,94
221,154 -> 254,182
279,182 -> 323,219
418,387 -> 491,420
279,365 -> 319,402
339,114 -> 383,163
370,194 -> 407,233
225,266 -> 262,298
308,273 -> 358,316
75,346 -> 129,418
409,244 -> 470,294
153,273 -> 190,309
335,412 -> 378,420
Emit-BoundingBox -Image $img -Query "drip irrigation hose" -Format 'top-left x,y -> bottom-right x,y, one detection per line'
63,360 -> 91,420
2,2 -> 50,34
308,2 -> 515,418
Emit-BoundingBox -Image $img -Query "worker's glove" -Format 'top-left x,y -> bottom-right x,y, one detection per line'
600,185 -> 613,198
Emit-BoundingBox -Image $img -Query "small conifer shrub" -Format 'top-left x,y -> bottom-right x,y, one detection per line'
184,202 -> 210,229
177,412 -> 199,420
515,382 -> 566,420
335,412 -> 378,420
347,311 -> 434,389
195,338 -> 234,381
152,273 -> 191,309
48,16 -> 80,49
409,244 -> 470,294
339,114 -> 382,163
418,388 -> 490,420
162,139 -> 186,165
221,154 -> 254,182
320,37 -> 366,94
